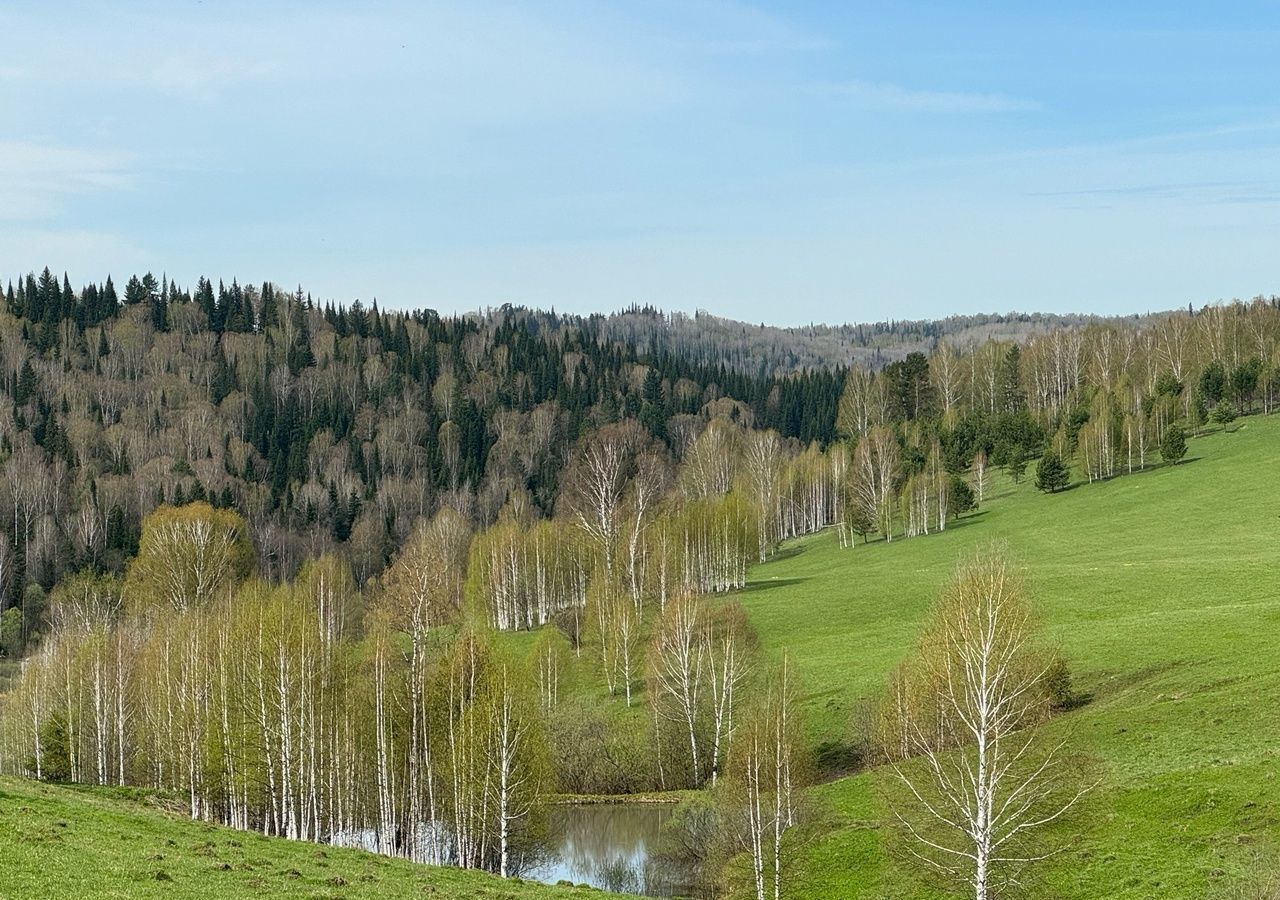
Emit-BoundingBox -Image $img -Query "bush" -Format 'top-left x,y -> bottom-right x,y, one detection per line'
652,793 -> 722,895
1044,656 -> 1074,711
547,700 -> 663,794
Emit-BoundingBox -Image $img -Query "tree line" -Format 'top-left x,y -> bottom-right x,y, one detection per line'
0,267 -> 849,657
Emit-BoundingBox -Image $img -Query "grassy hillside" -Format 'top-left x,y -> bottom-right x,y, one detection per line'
742,415 -> 1280,898
0,776 -> 607,900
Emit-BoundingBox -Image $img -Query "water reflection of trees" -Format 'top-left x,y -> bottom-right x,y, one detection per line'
551,804 -> 666,873
526,804 -> 700,897
596,855 -> 644,894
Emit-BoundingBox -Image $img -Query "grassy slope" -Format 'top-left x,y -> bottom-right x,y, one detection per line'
0,776 -> 609,900
742,416 -> 1280,898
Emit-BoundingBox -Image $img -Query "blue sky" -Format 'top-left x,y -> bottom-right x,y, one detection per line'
2,1 -> 1278,324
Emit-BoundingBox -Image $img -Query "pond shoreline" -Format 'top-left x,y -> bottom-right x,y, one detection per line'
547,792 -> 690,806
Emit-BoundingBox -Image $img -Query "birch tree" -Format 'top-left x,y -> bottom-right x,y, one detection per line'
742,430 -> 784,561
621,450 -> 669,610
648,593 -> 750,788
882,547 -> 1091,900
849,426 -> 900,541
562,421 -> 646,577
971,449 -> 988,506
733,654 -> 803,900
649,592 -> 706,786
127,502 -> 253,613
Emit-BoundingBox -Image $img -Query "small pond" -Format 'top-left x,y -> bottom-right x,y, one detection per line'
524,802 -> 697,897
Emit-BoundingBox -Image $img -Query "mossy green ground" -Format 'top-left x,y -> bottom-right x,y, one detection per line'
0,776 -> 609,900
742,416 -> 1280,898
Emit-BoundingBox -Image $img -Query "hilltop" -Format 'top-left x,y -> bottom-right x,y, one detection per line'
490,304 -> 1123,376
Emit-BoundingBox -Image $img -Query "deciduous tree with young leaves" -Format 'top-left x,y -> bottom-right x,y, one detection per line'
880,547 -> 1092,900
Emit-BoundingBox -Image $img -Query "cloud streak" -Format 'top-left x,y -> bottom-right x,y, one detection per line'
0,142 -> 133,221
823,79 -> 1040,113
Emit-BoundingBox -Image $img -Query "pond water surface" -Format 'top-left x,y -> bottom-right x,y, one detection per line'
524,802 -> 696,896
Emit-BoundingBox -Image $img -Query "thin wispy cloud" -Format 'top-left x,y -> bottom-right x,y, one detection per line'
822,79 -> 1040,114
1032,181 -> 1242,198
671,0 -> 834,55
147,55 -> 286,97
1030,179 -> 1280,209
700,36 -> 833,54
0,142 -> 133,221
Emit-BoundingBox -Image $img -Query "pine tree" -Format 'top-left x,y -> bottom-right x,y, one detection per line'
1160,424 -> 1188,465
123,274 -> 146,305
1035,450 -> 1070,493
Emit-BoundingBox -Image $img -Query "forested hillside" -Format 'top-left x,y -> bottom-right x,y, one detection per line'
0,266 -> 1278,894
0,268 -> 845,630
0,267 -> 1272,642
548,305 -> 1109,375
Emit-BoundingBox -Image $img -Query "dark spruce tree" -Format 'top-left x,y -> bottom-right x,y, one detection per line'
1035,450 -> 1069,493
1161,424 -> 1188,465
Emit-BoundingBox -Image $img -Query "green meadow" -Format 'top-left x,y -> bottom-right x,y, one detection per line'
741,415 -> 1280,898
0,777 -> 606,900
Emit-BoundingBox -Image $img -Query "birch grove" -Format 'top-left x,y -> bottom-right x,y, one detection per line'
647,592 -> 750,789
0,502 -> 551,879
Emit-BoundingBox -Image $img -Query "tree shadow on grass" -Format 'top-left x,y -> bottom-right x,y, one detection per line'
766,544 -> 807,563
1067,457 -> 1204,490
945,511 -> 990,531
1057,691 -> 1095,712
741,577 -> 811,594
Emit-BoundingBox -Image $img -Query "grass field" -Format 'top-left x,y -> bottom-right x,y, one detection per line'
741,415 -> 1280,898
0,776 -> 609,900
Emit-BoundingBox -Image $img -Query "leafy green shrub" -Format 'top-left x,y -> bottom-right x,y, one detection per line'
1044,656 -> 1074,711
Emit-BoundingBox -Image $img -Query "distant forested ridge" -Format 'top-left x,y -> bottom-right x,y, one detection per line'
0,266 -> 1275,653
563,304 -> 1112,376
